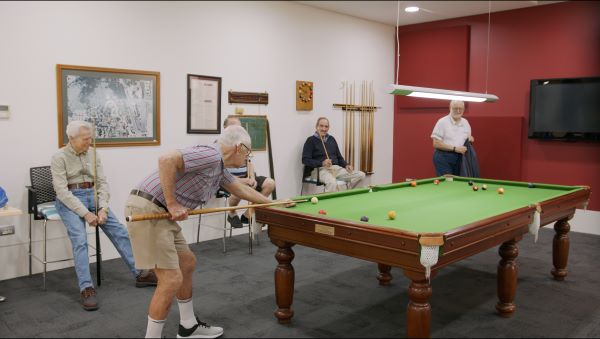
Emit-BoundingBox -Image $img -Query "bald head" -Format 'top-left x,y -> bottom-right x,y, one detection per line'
223,116 -> 241,128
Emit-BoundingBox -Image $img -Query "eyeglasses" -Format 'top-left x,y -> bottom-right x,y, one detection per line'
240,143 -> 253,159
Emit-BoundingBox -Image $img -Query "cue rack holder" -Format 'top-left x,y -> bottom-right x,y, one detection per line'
333,80 -> 379,174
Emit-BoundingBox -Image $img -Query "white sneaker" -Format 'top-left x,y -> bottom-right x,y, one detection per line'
176,317 -> 223,338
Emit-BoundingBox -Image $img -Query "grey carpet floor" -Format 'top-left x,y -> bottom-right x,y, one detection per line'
0,227 -> 599,338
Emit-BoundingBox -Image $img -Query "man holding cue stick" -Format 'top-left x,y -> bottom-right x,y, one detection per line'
302,116 -> 366,193
124,125 -> 291,338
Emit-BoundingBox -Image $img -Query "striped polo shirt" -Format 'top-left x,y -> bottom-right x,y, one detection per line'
134,144 -> 236,208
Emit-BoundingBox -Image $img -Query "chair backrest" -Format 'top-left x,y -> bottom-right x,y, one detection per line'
30,166 -> 56,205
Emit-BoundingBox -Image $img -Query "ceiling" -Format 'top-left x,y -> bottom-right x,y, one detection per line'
295,1 -> 563,26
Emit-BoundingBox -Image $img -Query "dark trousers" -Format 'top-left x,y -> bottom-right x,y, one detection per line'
433,149 -> 462,176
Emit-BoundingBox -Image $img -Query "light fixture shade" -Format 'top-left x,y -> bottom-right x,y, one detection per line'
389,84 -> 499,103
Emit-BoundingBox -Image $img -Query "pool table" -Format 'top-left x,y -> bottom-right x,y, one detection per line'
255,176 -> 590,338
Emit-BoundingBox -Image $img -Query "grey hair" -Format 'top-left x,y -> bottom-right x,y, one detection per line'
66,120 -> 93,139
449,100 -> 464,108
217,125 -> 251,148
223,116 -> 241,128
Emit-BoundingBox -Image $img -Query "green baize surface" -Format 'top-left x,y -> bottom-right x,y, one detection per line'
281,177 -> 581,233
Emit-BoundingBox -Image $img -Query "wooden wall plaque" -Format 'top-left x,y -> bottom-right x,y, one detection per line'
228,91 -> 268,104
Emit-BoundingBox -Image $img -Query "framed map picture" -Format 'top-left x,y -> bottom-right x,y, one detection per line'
57,64 -> 160,147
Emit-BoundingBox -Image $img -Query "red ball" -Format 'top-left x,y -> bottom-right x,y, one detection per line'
318,209 -> 327,215
433,179 -> 440,185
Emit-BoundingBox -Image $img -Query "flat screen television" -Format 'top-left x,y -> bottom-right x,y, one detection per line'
528,76 -> 600,141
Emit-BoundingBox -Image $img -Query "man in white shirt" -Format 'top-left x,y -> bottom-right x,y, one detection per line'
430,100 -> 475,176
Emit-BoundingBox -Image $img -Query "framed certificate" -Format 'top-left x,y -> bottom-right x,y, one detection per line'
187,74 -> 222,134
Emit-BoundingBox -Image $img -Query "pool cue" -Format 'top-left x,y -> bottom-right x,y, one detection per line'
349,82 -> 354,167
319,134 -> 330,161
344,81 -> 349,161
361,80 -> 366,172
368,81 -> 374,173
126,199 -> 308,222
91,119 -> 102,286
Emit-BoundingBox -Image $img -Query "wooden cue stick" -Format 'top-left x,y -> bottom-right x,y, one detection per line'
126,199 -> 308,222
319,134 -> 330,160
351,82 -> 355,167
91,119 -> 102,286
361,80 -> 366,172
345,81 -> 349,161
368,80 -> 375,173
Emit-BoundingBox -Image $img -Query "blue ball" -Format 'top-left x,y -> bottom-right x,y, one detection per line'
360,216 -> 369,222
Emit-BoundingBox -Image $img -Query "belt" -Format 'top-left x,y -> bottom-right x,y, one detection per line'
130,189 -> 167,210
67,182 -> 94,190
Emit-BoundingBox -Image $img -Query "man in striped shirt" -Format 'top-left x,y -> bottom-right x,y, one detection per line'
125,125 -> 272,339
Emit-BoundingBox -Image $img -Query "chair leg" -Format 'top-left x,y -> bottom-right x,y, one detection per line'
222,198 -> 228,253
29,215 -> 32,276
43,219 -> 47,291
197,215 -> 201,244
248,218 -> 252,255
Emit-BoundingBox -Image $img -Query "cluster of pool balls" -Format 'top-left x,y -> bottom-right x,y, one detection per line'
466,180 -> 513,194
310,196 -> 396,222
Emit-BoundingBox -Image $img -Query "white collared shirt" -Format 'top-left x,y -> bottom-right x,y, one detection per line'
431,114 -> 471,147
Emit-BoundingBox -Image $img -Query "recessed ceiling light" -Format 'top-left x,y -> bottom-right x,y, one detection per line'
405,6 -> 419,13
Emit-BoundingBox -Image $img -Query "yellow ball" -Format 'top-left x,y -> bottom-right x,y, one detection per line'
388,210 -> 397,220
310,197 -> 318,204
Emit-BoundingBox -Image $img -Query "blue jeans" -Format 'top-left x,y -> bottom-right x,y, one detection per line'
55,188 -> 139,292
433,149 -> 462,176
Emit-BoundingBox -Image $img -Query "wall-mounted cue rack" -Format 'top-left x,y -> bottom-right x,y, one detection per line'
333,81 -> 379,175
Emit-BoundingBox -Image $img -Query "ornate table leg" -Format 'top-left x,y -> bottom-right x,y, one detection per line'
496,239 -> 518,317
273,239 -> 295,324
552,218 -> 571,281
403,270 -> 431,338
377,263 -> 393,285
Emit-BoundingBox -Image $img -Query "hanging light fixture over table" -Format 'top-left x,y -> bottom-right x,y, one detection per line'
390,1 -> 499,103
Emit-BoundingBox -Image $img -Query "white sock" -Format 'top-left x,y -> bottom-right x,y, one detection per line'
145,315 -> 165,338
177,297 -> 197,329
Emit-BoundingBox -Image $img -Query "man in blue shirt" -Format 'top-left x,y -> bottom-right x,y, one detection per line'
302,117 -> 365,192
222,117 -> 276,229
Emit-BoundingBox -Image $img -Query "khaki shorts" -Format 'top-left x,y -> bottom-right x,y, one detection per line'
124,194 -> 189,269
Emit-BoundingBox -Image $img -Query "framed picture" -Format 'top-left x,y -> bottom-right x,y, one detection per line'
57,64 -> 160,147
187,74 -> 221,134
230,115 -> 268,151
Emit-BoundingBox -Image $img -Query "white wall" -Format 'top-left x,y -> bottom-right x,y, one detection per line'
0,1 -> 396,281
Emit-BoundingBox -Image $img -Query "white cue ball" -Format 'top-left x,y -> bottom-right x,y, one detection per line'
310,197 -> 318,204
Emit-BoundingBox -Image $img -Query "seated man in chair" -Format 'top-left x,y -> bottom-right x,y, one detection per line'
222,117 -> 276,228
302,117 -> 365,192
51,120 -> 156,311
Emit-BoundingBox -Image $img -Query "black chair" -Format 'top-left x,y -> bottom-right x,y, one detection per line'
300,165 -> 348,195
196,188 -> 254,254
27,166 -> 101,290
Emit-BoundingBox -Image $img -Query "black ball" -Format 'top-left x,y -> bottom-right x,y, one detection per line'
360,216 -> 369,222
528,183 -> 535,188
468,180 -> 474,186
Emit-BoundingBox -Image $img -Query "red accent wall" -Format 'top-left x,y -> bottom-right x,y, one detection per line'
393,1 -> 600,210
